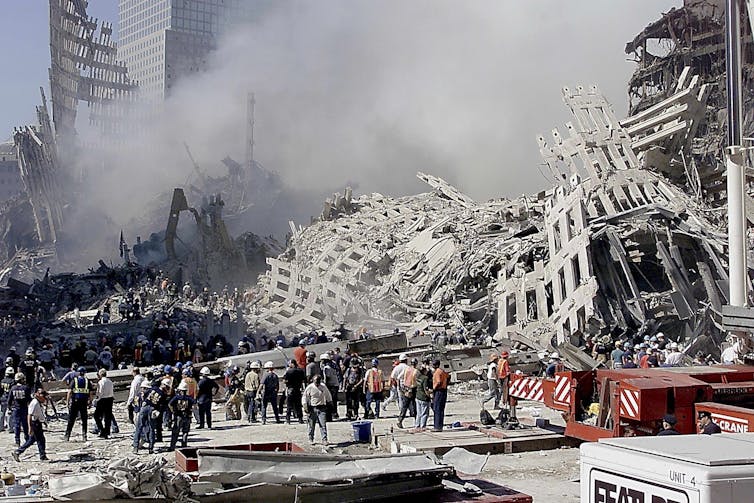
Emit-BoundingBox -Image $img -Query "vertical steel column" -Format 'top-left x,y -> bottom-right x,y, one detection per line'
726,0 -> 748,308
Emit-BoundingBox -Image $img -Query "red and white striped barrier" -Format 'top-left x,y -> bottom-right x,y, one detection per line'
619,388 -> 640,419
509,376 -> 544,402
553,374 -> 571,406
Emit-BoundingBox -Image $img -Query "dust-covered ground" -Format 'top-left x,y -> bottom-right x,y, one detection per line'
0,385 -> 580,501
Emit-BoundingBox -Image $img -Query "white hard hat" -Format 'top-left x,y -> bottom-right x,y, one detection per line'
177,381 -> 189,391
670,342 -> 679,350
4,367 -> 14,376
251,361 -> 261,369
320,353 -> 330,360
141,380 -> 151,388
264,361 -> 274,369
200,366 -> 211,376
550,351 -> 560,359
399,353 -> 408,362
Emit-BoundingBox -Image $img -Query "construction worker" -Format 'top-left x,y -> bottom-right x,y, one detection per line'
364,358 -> 384,419
344,358 -> 365,420
225,366 -> 243,420
320,353 -> 340,420
698,410 -> 721,434
664,342 -> 683,367
12,388 -> 48,461
196,366 -> 218,429
657,414 -> 679,436
244,361 -> 261,422
0,366 -> 15,431
8,372 -> 31,446
258,361 -> 281,424
431,359 -> 450,432
169,381 -> 195,450
482,354 -> 500,409
545,352 -> 564,378
397,358 -> 419,428
497,351 -> 511,407
64,367 -> 90,442
283,360 -> 306,424
303,374 -> 332,445
93,369 -> 114,438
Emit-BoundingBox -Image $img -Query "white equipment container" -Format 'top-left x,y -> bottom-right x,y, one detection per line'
580,433 -> 754,503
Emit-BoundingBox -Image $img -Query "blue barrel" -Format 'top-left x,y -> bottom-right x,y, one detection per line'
352,421 -> 372,443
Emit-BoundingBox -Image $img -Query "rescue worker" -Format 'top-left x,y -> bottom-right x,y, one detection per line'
126,367 -> 144,424
12,388 -> 48,461
64,367 -> 90,442
397,358 -> 419,428
168,381 -> 195,450
283,360 -> 305,424
244,361 -> 261,422
664,342 -> 684,367
0,366 -> 14,431
196,366 -> 218,429
545,352 -> 565,378
225,366 -> 243,420
8,372 -> 31,446
305,351 -> 320,383
414,365 -> 432,429
698,410 -> 722,434
657,414 -> 680,436
258,361 -> 281,424
431,359 -> 450,432
320,353 -> 340,420
390,353 -> 409,415
293,341 -> 308,370
93,369 -> 114,438
18,349 -> 42,391
133,379 -> 163,454
303,374 -> 332,445
481,354 -> 500,409
344,358 -> 365,420
497,351 -> 511,407
364,358 -> 384,419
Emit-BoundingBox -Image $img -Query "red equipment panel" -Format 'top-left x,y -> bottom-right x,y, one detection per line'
695,402 -> 754,433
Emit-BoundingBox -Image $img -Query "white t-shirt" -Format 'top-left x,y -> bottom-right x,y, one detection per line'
486,362 -> 497,380
29,398 -> 45,422
98,377 -> 114,399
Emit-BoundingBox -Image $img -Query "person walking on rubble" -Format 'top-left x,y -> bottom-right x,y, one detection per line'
126,367 -> 145,424
431,359 -> 450,432
169,381 -> 195,450
397,358 -> 419,428
482,354 -> 501,409
93,369 -> 114,439
390,354 -> 409,415
244,361 -> 261,422
284,360 -> 306,424
196,366 -> 218,429
8,372 -> 31,446
258,361 -> 281,424
64,367 -> 91,442
364,358 -> 384,419
133,380 -> 162,454
12,388 -> 49,462
303,374 -> 332,445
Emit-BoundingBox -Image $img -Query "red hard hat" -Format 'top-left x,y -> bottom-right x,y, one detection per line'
500,351 -> 510,358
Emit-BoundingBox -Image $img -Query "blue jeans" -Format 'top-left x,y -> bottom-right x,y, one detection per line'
133,406 -> 155,451
17,420 -> 45,458
307,406 -> 327,442
12,408 -> 28,444
432,389 -> 447,431
197,401 -> 212,428
366,391 -> 382,418
415,399 -> 430,428
246,392 -> 257,421
262,395 -> 279,423
170,415 -> 191,449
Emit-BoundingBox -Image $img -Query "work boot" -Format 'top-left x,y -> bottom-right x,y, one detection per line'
11,451 -> 19,462
39,455 -> 49,461
133,447 -> 138,454
82,433 -> 87,442
397,420 -> 403,429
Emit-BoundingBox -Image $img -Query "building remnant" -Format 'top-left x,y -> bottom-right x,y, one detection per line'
249,68 -> 734,360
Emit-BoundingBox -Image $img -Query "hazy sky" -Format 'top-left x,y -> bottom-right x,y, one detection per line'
1,1 -> 681,202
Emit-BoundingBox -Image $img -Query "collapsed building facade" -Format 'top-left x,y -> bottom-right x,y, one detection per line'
248,65 -> 734,356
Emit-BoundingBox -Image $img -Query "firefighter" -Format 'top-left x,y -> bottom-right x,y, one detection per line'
657,414 -> 679,436
8,372 -> 31,446
168,381 -> 195,450
258,361 -> 281,424
196,366 -> 218,429
64,367 -> 91,442
0,366 -> 15,431
225,366 -> 243,420
698,410 -> 721,434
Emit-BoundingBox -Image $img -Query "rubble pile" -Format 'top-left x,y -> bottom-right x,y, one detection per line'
249,69 -> 732,357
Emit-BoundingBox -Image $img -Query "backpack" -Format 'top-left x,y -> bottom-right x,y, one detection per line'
479,409 -> 495,425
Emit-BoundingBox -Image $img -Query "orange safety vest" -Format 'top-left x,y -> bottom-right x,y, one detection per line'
403,367 -> 418,388
433,368 -> 450,390
365,368 -> 384,393
497,358 -> 510,379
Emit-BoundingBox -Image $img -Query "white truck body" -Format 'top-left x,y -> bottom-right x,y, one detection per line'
580,433 -> 754,503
